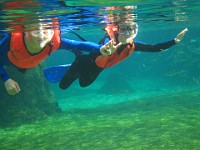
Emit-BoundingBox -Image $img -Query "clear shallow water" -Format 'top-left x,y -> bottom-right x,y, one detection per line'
0,0 -> 200,149
45,0 -> 200,110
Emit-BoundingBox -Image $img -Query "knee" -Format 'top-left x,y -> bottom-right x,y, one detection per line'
79,81 -> 92,87
59,80 -> 72,89
59,82 -> 68,89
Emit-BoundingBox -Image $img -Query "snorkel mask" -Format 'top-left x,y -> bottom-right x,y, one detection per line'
118,22 -> 138,39
105,22 -> 138,44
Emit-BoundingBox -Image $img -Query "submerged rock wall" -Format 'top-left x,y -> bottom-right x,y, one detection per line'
0,65 -> 61,127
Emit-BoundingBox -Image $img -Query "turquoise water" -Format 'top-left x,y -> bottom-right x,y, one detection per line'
0,0 -> 200,149
45,0 -> 200,110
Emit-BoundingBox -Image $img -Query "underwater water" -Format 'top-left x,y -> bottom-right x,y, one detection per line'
0,0 -> 200,149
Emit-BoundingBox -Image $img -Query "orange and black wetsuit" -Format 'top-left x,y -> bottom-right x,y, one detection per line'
59,34 -> 177,89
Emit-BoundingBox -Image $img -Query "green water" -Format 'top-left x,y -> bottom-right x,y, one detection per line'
0,88 -> 199,149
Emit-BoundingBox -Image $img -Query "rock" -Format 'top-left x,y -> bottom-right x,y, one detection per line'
0,65 -> 61,127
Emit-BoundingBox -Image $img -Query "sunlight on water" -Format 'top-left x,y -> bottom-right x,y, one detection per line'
0,0 -> 198,32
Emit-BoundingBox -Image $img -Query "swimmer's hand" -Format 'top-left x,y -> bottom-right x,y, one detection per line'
4,79 -> 20,95
100,40 -> 122,56
175,28 -> 188,43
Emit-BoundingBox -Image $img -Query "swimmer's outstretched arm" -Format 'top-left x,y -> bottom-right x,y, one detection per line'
59,37 -> 121,56
134,28 -> 188,52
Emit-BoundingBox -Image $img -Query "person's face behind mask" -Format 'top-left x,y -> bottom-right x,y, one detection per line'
118,22 -> 138,44
29,29 -> 54,48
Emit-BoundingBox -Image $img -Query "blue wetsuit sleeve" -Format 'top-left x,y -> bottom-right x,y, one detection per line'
0,32 -> 11,82
0,65 -> 9,82
59,37 -> 102,53
134,40 -> 176,52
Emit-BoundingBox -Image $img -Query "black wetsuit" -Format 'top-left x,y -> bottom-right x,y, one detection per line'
59,36 -> 176,89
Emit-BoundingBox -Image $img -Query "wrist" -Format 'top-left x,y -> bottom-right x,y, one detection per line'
4,78 -> 10,83
174,38 -> 180,44
2,76 -> 10,82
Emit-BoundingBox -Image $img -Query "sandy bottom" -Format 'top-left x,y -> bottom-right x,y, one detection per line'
0,85 -> 199,150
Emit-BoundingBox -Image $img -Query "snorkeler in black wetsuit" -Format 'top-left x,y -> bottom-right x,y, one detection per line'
59,23 -> 188,90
